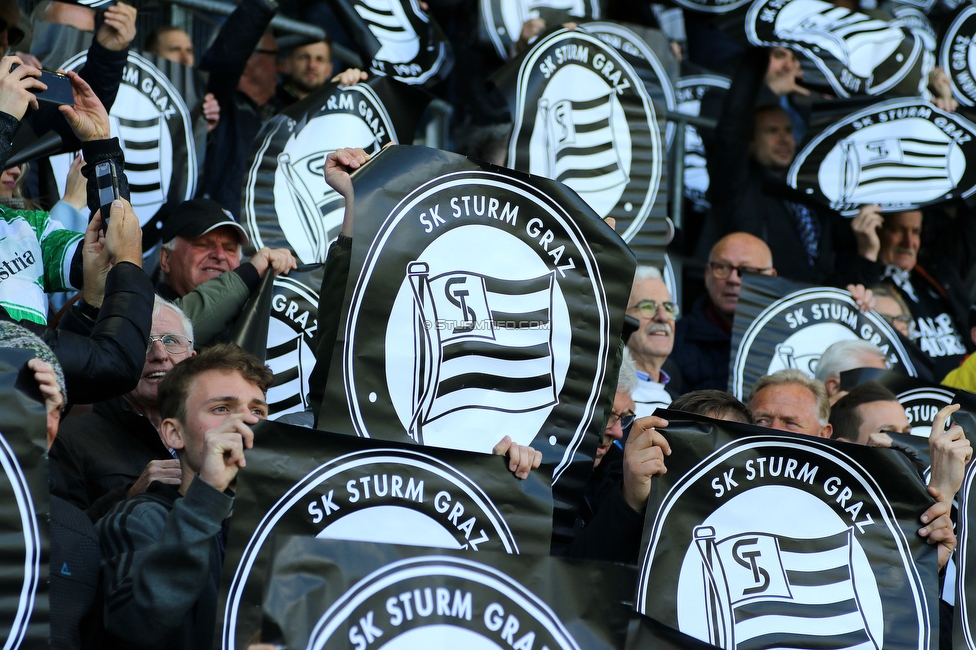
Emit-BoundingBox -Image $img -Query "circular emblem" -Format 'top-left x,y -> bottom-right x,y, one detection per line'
305,555 -> 579,650
53,51 -> 196,236
244,84 -> 398,264
0,432 -> 41,650
675,74 -> 729,209
788,99 -> 976,213
731,287 -> 917,399
638,436 -> 930,649
344,170 -> 608,476
266,273 -> 321,418
897,387 -> 954,437
746,0 -> 920,98
480,0 -> 601,60
221,448 -> 522,650
940,5 -> 976,107
509,29 -> 662,242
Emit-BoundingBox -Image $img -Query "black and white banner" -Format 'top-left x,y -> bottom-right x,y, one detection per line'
243,77 -> 429,264
317,144 -> 635,479
744,0 -> 929,98
218,420 -> 552,649
34,24 -> 201,246
840,368 -> 956,437
260,537 -> 634,649
327,0 -> 454,86
480,0 -> 602,61
954,390 -> 976,648
787,97 -> 976,214
495,25 -> 671,259
940,4 -> 976,108
637,411 -> 940,650
729,275 -> 918,400
0,349 -> 49,649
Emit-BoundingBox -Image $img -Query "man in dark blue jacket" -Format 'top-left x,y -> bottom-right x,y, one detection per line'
672,233 -> 775,392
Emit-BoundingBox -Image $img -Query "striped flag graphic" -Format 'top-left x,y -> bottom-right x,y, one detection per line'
695,526 -> 877,650
354,0 -> 419,63
837,132 -> 956,205
777,3 -> 901,77
540,94 -> 629,194
113,115 -> 166,208
407,262 -> 556,441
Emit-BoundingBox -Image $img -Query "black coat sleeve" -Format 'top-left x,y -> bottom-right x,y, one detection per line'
200,0 -> 278,102
49,261 -> 153,403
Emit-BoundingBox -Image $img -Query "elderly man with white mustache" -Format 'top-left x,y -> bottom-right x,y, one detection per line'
626,266 -> 682,418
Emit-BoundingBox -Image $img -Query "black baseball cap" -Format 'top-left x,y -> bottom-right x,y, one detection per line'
159,198 -> 249,247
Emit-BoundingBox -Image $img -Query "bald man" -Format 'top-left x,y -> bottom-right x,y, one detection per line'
672,233 -> 776,391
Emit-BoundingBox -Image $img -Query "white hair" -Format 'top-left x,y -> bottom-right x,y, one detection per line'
634,266 -> 663,283
153,295 -> 195,344
616,347 -> 638,394
813,340 -> 886,382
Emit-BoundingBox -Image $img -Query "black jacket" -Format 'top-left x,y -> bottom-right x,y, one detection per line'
198,0 -> 278,216
53,395 -> 171,522
50,495 -> 103,649
2,261 -> 152,404
671,295 -> 732,393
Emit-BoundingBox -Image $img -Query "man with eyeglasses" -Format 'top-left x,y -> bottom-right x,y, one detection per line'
626,266 -> 682,418
673,233 -> 776,393
53,297 -> 196,522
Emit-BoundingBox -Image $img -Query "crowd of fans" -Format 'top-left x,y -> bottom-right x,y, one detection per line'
0,0 -> 972,647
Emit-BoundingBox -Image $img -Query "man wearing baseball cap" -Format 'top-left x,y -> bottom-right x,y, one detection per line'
157,198 -> 296,346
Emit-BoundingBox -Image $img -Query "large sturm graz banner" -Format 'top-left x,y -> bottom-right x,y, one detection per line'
34,25 -> 200,245
729,275 -> 917,400
637,412 -> 939,650
327,0 -> 454,86
260,537 -> 634,649
317,145 -> 635,475
0,350 -> 50,649
745,0 -> 928,98
218,420 -> 552,650
495,26 -> 668,251
480,0 -> 602,61
787,98 -> 976,214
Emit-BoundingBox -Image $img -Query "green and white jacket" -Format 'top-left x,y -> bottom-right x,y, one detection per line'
0,206 -> 83,324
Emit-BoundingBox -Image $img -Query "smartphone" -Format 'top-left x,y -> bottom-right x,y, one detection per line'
32,70 -> 73,107
95,162 -> 119,230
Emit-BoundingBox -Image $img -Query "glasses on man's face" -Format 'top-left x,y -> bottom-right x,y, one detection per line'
147,333 -> 193,355
607,411 -> 636,431
879,313 -> 913,328
628,299 -> 680,319
707,261 -> 774,280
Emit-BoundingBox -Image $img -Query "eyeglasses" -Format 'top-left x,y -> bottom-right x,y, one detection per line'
607,411 -> 636,431
707,262 -> 774,279
147,333 -> 193,355
879,313 -> 913,328
628,299 -> 680,319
